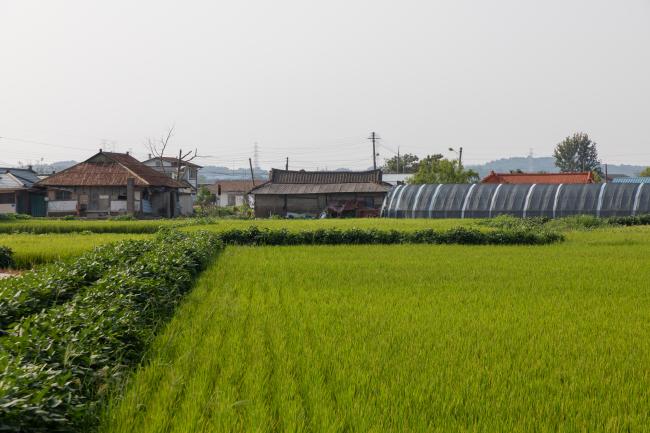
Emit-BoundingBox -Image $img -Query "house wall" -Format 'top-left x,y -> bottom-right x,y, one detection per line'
0,191 -> 16,214
254,192 -> 386,218
45,186 -> 174,217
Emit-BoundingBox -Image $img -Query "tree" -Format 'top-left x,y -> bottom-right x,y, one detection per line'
195,186 -> 215,213
553,133 -> 601,174
639,167 -> 650,177
146,126 -> 201,181
409,154 -> 479,184
382,153 -> 419,174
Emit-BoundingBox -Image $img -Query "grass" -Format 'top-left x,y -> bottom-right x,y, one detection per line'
0,233 -> 149,268
101,226 -> 650,433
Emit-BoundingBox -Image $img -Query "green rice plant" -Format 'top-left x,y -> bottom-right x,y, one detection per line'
101,228 -> 650,433
0,233 -> 149,268
0,230 -> 222,432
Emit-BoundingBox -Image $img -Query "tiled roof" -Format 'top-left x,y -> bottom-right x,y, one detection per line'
481,171 -> 594,184
611,177 -> 650,184
0,168 -> 40,188
269,169 -> 383,184
250,169 -> 390,195
250,182 -> 390,195
206,180 -> 263,194
37,152 -> 183,188
142,156 -> 202,168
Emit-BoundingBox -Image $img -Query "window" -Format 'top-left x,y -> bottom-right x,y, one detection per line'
55,190 -> 72,200
227,194 -> 236,206
0,193 -> 14,204
189,168 -> 197,179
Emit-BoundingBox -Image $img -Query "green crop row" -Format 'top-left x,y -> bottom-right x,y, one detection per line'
218,226 -> 564,246
0,239 -> 158,329
0,230 -> 222,432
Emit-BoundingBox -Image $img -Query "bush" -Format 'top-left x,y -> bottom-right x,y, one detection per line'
0,230 -> 222,431
217,226 -> 564,246
0,239 -> 158,329
0,245 -> 14,268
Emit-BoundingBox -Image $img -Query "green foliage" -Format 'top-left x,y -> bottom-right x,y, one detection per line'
0,239 -> 159,329
639,167 -> 650,177
553,132 -> 601,174
0,231 -> 222,431
195,185 -> 216,211
218,226 -> 563,246
108,214 -> 136,221
102,235 -> 650,432
0,213 -> 31,221
382,153 -> 420,174
0,246 -> 14,268
409,154 -> 479,184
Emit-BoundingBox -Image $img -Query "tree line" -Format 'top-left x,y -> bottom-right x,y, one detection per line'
383,132 -> 650,184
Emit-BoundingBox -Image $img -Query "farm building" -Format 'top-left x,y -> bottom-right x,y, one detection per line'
0,167 -> 46,216
249,169 -> 391,218
205,180 -> 262,207
142,156 -> 202,215
481,171 -> 595,184
36,151 -> 183,217
381,182 -> 650,219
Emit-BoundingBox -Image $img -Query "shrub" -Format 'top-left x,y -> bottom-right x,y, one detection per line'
0,245 -> 14,268
0,239 -> 158,329
0,231 -> 222,431
217,226 -> 563,246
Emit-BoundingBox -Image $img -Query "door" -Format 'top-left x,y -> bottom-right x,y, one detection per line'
29,193 -> 46,217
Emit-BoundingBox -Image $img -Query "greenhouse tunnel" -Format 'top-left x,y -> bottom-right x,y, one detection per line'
380,183 -> 650,218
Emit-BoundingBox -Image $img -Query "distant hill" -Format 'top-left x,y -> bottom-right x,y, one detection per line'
467,157 -> 647,178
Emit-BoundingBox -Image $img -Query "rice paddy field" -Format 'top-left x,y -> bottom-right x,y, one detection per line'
99,225 -> 650,433
1,232 -> 150,268
2,217 -> 650,431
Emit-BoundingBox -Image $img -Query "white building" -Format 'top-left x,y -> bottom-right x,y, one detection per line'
142,156 -> 202,215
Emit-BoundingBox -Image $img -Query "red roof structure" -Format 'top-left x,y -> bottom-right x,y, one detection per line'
37,151 -> 183,188
481,171 -> 594,184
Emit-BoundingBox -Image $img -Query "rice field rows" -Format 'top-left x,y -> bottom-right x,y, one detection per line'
102,227 -> 650,433
0,233 -> 149,268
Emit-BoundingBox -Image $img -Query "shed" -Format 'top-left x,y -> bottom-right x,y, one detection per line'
206,180 -> 263,207
36,151 -> 183,217
249,169 -> 391,218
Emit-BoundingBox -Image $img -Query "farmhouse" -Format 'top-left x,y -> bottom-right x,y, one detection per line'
206,180 -> 263,207
249,169 -> 391,218
0,167 -> 46,216
142,156 -> 202,215
36,150 -> 183,217
481,171 -> 595,184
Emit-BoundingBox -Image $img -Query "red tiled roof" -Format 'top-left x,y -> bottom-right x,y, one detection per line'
37,152 -> 183,188
481,171 -> 594,184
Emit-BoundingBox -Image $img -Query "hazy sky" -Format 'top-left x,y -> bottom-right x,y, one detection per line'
1,0 -> 649,170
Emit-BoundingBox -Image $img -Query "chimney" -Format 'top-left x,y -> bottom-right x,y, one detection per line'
27,165 -> 33,172
99,148 -> 103,153
126,151 -> 130,155
148,153 -> 151,159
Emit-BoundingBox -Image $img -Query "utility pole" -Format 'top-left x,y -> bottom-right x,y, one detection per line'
248,158 -> 256,186
368,132 -> 380,170
458,146 -> 463,168
285,157 -> 289,170
397,146 -> 400,174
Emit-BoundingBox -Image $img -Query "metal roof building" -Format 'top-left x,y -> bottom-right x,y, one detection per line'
250,169 -> 391,218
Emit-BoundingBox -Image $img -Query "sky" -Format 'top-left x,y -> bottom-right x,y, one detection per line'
1,0 -> 649,170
